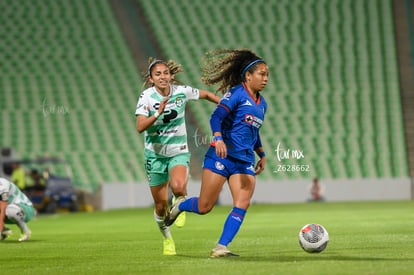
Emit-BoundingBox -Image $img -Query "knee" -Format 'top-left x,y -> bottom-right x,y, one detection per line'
198,202 -> 214,215
169,179 -> 187,195
234,196 -> 252,210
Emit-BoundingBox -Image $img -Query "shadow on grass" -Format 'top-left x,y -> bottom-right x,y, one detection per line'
176,253 -> 414,263
1,240 -> 43,244
240,254 -> 414,263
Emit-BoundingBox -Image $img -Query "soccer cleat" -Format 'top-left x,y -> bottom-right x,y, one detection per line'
165,196 -> 185,227
175,211 -> 186,228
163,237 -> 176,255
18,230 -> 31,242
172,196 -> 186,228
210,245 -> 239,258
1,227 -> 12,240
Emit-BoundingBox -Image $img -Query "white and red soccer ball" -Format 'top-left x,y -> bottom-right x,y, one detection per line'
298,223 -> 329,253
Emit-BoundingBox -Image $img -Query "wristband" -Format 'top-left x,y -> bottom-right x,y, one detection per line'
258,151 -> 266,158
213,135 -> 223,142
153,112 -> 160,119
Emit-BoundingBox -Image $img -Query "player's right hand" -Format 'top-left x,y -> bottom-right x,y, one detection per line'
158,96 -> 170,114
215,140 -> 227,158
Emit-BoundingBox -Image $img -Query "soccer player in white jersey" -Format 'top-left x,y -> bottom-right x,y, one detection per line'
0,177 -> 36,241
135,58 -> 220,255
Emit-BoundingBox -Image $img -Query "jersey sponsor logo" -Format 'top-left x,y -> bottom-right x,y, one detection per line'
244,114 -> 263,128
215,161 -> 225,170
157,129 -> 178,135
142,104 -> 149,112
162,109 -> 178,123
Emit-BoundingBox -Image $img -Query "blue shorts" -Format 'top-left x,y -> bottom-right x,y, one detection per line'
203,147 -> 255,178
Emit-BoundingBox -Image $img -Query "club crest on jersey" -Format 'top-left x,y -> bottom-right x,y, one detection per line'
175,96 -> 184,107
1,192 -> 9,201
245,115 -> 253,124
244,114 -> 263,128
215,161 -> 225,170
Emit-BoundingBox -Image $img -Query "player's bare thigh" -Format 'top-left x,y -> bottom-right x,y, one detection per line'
169,165 -> 188,196
197,169 -> 226,214
228,173 -> 256,210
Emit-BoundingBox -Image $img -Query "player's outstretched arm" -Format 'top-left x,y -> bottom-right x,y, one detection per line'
199,89 -> 221,104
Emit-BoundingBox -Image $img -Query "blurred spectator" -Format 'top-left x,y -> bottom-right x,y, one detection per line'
25,169 -> 46,193
308,177 -> 325,202
11,162 -> 26,190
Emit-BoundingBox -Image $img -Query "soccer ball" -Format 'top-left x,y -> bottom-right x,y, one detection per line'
298,223 -> 329,253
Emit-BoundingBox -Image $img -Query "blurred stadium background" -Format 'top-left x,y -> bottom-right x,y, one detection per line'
0,0 -> 413,209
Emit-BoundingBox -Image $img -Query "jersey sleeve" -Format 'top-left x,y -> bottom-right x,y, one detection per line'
218,89 -> 240,112
182,85 -> 200,101
0,179 -> 10,201
135,92 -> 150,117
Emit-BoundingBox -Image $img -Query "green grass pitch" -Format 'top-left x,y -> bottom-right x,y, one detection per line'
1,200 -> 414,274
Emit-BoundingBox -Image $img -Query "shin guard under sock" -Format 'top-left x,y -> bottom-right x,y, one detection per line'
218,207 -> 246,246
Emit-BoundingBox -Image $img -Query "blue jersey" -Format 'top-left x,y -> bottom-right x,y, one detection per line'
217,84 -> 267,163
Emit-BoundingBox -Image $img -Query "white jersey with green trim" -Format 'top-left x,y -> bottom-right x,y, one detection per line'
0,177 -> 33,206
135,84 -> 200,157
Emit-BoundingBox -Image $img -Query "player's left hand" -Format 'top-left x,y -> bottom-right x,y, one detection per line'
255,156 -> 266,175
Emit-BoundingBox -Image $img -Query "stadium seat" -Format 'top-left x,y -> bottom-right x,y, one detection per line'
0,0 -> 407,188
0,0 -> 146,191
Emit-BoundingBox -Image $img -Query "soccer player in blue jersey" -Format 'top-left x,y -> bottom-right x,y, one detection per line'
165,49 -> 268,257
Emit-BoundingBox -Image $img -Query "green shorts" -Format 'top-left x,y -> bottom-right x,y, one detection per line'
5,203 -> 36,224
145,153 -> 190,186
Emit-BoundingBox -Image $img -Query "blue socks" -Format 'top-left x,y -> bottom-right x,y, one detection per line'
178,199 -> 247,246
218,207 -> 246,246
178,197 -> 200,213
